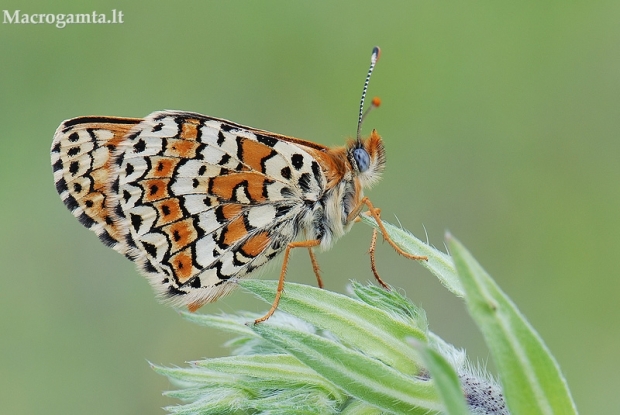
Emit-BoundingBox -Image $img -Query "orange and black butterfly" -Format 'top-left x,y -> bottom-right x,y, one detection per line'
51,47 -> 426,323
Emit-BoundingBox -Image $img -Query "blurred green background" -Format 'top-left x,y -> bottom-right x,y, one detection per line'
1,1 -> 618,413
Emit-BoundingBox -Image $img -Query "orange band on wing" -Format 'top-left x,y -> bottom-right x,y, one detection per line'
164,218 -> 198,252
153,198 -> 184,227
141,178 -> 170,202
179,119 -> 201,140
240,138 -> 274,173
146,157 -> 179,178
165,138 -> 200,158
169,249 -> 194,283
241,232 -> 270,257
220,203 -> 242,220
210,172 -> 268,203
222,215 -> 248,247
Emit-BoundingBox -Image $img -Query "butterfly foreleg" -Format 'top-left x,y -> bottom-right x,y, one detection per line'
352,197 -> 428,289
254,239 -> 322,324
360,197 -> 428,262
368,227 -> 389,289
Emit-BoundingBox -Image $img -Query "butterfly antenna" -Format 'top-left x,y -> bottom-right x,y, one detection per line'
356,46 -> 381,140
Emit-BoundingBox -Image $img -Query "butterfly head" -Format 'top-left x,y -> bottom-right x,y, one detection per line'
348,129 -> 385,188
350,47 -> 384,189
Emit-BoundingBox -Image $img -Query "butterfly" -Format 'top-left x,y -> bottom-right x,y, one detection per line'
51,47 -> 427,323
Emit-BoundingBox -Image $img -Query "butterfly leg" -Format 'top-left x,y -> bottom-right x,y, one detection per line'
360,197 -> 428,262
307,248 -> 324,288
368,227 -> 390,289
254,239 -> 321,324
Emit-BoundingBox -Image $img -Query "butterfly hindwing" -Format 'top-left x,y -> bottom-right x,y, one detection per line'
53,110 -> 328,308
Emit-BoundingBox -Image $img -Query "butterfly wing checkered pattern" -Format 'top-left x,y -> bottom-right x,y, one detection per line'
52,110 -> 327,308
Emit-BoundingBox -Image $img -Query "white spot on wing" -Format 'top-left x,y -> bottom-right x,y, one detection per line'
197,210 -> 224,235
247,204 -> 276,229
234,186 -> 251,204
138,231 -> 169,263
194,235 -> 219,268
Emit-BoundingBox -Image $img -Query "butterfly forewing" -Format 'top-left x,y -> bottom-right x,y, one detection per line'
51,117 -> 142,252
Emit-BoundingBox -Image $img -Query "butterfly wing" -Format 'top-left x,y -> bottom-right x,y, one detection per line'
52,110 -> 327,309
51,116 -> 142,253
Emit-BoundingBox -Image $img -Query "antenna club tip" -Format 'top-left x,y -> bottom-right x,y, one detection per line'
372,46 -> 381,62
371,97 -> 381,107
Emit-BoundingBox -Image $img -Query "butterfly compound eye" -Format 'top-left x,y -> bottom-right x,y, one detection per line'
353,148 -> 371,172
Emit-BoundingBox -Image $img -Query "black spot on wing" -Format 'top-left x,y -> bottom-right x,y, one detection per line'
280,166 -> 291,180
172,229 -> 181,242
275,204 -> 293,218
217,131 -> 226,146
261,178 -> 274,199
166,285 -> 188,297
194,142 -> 206,160
298,173 -> 312,193
291,154 -> 304,170
98,229 -> 118,247
52,158 -> 63,173
218,153 -> 231,166
220,123 -> 234,132
280,187 -> 295,198
130,213 -> 143,232
125,233 -> 138,250
114,151 -> 125,167
69,161 -> 79,175
55,177 -> 68,194
143,260 -> 158,274
67,146 -> 81,157
236,136 -> 244,160
257,134 -> 277,147
311,161 -> 322,187
114,203 -> 125,219
64,194 -> 79,211
133,139 -> 146,153
142,241 -> 157,258
77,212 -> 95,228
111,178 -> 120,194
